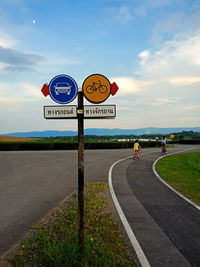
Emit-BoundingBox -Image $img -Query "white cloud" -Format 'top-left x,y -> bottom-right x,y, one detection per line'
169,77 -> 200,86
152,98 -> 176,106
21,83 -> 42,98
0,96 -> 17,104
128,28 -> 200,128
0,62 -> 9,71
0,32 -> 16,48
110,77 -> 140,95
138,50 -> 150,65
137,30 -> 200,85
0,81 -> 42,101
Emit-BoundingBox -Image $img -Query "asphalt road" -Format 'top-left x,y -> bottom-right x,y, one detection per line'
112,145 -> 200,267
0,149 -> 131,256
1,146 -> 200,267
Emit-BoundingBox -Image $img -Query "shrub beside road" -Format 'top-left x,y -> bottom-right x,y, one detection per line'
0,139 -> 163,150
156,152 -> 200,205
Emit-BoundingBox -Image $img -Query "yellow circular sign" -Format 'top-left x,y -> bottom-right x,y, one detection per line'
82,74 -> 111,104
170,134 -> 175,139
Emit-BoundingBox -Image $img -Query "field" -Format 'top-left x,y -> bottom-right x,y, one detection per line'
0,136 -> 37,142
156,152 -> 200,205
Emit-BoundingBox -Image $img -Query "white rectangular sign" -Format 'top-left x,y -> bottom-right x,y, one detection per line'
84,105 -> 116,118
44,105 -> 116,119
44,105 -> 77,119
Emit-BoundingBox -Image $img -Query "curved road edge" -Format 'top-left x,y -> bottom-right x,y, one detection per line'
152,146 -> 200,211
108,156 -> 151,267
108,146 -> 200,267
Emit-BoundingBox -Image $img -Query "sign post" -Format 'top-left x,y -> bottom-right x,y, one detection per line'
77,90 -> 84,252
170,134 -> 175,148
41,73 -> 118,253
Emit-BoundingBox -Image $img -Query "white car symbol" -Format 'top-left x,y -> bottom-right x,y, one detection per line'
54,82 -> 72,95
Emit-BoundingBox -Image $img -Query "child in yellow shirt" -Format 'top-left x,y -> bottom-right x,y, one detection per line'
133,140 -> 142,159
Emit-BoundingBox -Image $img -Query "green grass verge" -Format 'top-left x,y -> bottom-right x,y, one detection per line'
8,182 -> 135,267
156,152 -> 200,205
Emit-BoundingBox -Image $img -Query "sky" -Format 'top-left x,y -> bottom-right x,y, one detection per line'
0,0 -> 200,134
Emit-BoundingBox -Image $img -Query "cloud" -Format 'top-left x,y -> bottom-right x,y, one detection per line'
137,30 -> 200,84
0,81 -> 42,102
110,77 -> 140,95
117,6 -> 134,21
0,32 -> 16,48
138,50 -> 150,65
152,98 -> 177,106
129,28 -> 200,128
105,6 -> 134,23
21,83 -> 42,98
151,13 -> 183,45
169,77 -> 200,86
151,5 -> 200,45
135,0 -> 181,17
0,46 -> 44,72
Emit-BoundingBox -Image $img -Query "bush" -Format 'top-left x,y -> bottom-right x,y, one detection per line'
0,140 -> 162,151
0,142 -> 21,150
52,142 -> 77,150
19,142 -> 54,150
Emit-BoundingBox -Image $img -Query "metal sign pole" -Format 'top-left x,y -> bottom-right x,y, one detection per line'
77,90 -> 84,252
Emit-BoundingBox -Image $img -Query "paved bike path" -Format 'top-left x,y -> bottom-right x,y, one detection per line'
112,147 -> 200,267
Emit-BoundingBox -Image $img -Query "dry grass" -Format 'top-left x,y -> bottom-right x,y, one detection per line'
0,136 -> 37,142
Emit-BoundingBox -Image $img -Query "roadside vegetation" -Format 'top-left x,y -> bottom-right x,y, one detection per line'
1,130 -> 200,150
0,138 -> 159,151
156,152 -> 200,205
8,182 -> 135,267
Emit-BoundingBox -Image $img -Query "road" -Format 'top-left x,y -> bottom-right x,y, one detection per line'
0,149 -> 131,256
0,146 -> 200,267
112,145 -> 200,267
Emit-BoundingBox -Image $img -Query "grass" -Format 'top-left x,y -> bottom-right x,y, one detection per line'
8,182 -> 135,267
156,152 -> 200,205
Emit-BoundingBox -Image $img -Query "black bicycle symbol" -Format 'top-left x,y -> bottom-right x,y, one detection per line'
86,80 -> 108,94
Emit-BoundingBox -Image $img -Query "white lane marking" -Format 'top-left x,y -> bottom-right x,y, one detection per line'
108,156 -> 151,267
152,146 -> 200,211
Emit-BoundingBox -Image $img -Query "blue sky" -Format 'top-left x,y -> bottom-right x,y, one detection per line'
0,0 -> 200,134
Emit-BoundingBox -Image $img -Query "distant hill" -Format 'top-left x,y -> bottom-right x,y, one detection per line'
1,127 -> 200,137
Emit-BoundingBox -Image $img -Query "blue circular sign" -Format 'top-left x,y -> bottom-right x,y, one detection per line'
49,74 -> 78,104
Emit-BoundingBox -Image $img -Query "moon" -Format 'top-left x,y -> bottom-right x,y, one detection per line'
32,20 -> 36,24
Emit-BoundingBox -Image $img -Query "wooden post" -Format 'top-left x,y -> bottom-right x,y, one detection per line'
77,90 -> 84,252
